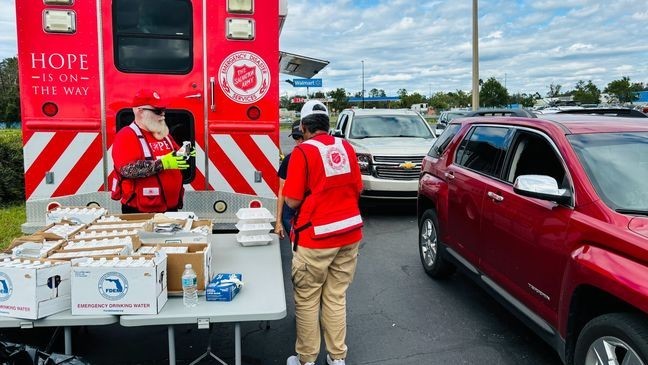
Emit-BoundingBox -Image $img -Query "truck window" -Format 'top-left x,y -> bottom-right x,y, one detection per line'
455,126 -> 512,178
428,123 -> 461,158
113,0 -> 193,74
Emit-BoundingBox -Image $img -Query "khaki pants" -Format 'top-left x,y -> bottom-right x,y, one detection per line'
291,242 -> 360,363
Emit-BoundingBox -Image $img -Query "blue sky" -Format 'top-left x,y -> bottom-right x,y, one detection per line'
2,0 -> 648,98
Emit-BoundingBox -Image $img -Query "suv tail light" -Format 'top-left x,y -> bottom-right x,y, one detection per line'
357,153 -> 372,175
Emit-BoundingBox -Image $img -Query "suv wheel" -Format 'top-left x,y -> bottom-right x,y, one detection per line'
574,313 -> 648,365
419,209 -> 455,278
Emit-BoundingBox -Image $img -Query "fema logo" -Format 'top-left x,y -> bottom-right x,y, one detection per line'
326,147 -> 347,171
98,272 -> 128,300
0,273 -> 12,301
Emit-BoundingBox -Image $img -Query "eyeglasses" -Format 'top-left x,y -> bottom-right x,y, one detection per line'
140,107 -> 166,115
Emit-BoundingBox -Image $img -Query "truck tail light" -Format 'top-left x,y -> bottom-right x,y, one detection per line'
42,102 -> 59,117
227,0 -> 253,13
357,154 -> 372,175
249,200 -> 262,208
247,106 -> 261,120
226,18 -> 255,40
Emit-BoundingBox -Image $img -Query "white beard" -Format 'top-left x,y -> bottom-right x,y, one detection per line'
140,116 -> 169,140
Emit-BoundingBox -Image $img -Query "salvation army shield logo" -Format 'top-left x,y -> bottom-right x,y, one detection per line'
0,273 -> 12,301
233,65 -> 257,92
219,51 -> 271,104
98,272 -> 129,300
326,147 -> 347,171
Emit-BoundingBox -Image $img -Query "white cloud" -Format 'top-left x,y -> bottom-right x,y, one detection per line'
2,0 -> 647,98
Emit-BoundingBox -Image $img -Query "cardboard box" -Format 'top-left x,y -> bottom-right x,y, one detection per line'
96,213 -> 155,222
6,238 -> 65,259
138,243 -> 212,294
61,236 -> 142,254
37,222 -> 87,240
139,219 -> 212,244
0,260 -> 71,319
206,273 -> 242,301
71,253 -> 167,315
46,206 -> 107,225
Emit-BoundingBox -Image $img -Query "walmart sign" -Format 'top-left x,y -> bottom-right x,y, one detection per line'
293,78 -> 322,87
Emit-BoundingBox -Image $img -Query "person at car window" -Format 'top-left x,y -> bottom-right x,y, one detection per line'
283,100 -> 364,365
274,120 -> 304,239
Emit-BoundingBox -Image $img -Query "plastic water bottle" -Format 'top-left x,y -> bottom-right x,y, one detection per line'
182,264 -> 198,307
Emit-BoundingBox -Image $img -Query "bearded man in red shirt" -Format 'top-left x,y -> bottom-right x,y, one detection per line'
111,89 -> 191,213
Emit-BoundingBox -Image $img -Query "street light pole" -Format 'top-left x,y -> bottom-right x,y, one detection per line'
471,0 -> 480,110
361,60 -> 365,109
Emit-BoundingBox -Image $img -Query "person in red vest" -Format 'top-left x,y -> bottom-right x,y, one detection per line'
111,89 -> 191,213
283,100 -> 363,365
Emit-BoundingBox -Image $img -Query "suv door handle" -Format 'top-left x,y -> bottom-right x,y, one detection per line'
487,191 -> 504,202
444,171 -> 455,180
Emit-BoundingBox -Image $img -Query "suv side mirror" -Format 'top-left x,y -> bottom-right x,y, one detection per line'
332,129 -> 345,138
513,175 -> 571,205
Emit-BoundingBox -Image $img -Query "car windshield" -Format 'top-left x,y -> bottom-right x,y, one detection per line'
349,115 -> 433,139
569,132 -> 648,211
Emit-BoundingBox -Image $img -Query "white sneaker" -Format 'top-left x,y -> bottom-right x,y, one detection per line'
327,354 -> 346,365
287,355 -> 315,365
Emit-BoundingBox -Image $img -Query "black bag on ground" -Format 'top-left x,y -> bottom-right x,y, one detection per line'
0,342 -> 89,365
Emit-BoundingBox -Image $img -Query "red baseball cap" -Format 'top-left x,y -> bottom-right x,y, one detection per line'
133,89 -> 166,108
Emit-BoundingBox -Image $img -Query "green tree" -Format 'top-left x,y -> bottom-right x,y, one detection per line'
429,92 -> 451,111
326,88 -> 349,113
368,88 -> 386,97
547,83 -> 562,98
573,80 -> 601,104
0,57 -> 20,122
604,76 -> 641,103
509,93 -> 536,107
480,77 -> 508,107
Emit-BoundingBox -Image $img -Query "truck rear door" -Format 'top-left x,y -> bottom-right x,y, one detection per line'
102,0 -> 204,189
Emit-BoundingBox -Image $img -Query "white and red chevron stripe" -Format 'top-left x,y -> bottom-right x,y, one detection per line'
208,134 -> 278,198
24,131 -> 104,201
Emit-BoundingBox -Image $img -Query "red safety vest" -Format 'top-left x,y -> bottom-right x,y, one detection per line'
291,137 -> 363,249
110,123 -> 183,212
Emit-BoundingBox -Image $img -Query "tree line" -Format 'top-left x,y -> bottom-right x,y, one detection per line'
0,56 -> 645,121
0,57 -> 19,123
283,76 -> 647,113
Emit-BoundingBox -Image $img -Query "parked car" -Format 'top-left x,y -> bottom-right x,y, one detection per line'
418,113 -> 648,364
331,108 -> 435,199
435,110 -> 470,136
464,108 -> 538,118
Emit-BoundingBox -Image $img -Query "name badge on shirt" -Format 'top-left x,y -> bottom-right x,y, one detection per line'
142,187 -> 160,196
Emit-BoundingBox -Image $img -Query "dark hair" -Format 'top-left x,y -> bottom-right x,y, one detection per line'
301,113 -> 329,133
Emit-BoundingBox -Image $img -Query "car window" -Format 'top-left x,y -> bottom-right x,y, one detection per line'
455,126 -> 512,177
349,115 -> 433,139
505,131 -> 567,188
338,114 -> 349,134
428,124 -> 461,158
569,132 -> 648,211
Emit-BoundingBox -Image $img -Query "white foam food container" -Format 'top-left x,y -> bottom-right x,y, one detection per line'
235,208 -> 273,223
236,233 -> 272,247
235,222 -> 273,235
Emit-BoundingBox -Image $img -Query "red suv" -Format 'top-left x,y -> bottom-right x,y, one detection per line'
417,114 -> 648,365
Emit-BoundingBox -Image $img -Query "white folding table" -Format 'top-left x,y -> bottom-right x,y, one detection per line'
119,234 -> 287,365
0,310 -> 118,354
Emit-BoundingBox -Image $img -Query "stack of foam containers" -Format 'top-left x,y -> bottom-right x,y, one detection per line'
235,208 -> 274,246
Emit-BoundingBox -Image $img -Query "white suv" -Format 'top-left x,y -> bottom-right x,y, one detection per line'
331,109 -> 436,199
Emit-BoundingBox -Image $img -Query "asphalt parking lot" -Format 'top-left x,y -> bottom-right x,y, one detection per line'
0,201 -> 562,365
0,132 -> 564,364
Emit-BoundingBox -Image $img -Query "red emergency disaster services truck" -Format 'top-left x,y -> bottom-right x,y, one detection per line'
15,0 -> 326,231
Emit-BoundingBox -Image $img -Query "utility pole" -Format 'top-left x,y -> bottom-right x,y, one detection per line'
471,0 -> 479,110
361,60 -> 365,109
